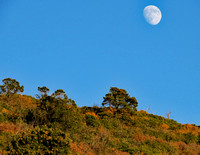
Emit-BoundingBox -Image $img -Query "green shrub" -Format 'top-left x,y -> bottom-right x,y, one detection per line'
85,115 -> 100,127
7,126 -> 70,154
183,132 -> 198,144
142,140 -> 177,154
120,113 -> 135,126
198,133 -> 200,144
0,113 -> 6,122
100,117 -> 122,130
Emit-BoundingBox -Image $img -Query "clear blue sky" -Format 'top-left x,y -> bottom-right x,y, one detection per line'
0,0 -> 200,125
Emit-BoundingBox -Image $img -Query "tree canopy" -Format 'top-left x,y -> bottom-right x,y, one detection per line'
37,86 -> 49,98
0,78 -> 24,96
102,87 -> 138,112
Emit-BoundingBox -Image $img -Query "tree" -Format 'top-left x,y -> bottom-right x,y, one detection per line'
37,86 -> 49,98
34,87 -> 77,126
51,89 -> 77,106
0,78 -> 24,96
102,87 -> 138,113
52,89 -> 66,99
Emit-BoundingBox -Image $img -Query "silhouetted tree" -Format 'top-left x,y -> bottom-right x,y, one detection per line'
37,86 -> 49,98
51,89 -> 77,106
102,87 -> 138,113
0,78 -> 24,97
52,89 -> 66,98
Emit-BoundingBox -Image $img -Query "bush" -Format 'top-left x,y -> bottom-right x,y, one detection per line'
85,115 -> 100,127
7,126 -> 70,154
142,140 -> 177,154
183,132 -> 198,144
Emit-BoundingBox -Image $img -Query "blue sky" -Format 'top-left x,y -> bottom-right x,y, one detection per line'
0,0 -> 200,125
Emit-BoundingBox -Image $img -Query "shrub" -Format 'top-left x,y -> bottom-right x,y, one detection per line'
7,126 -> 70,154
85,114 -> 100,127
142,140 -> 177,154
183,132 -> 198,144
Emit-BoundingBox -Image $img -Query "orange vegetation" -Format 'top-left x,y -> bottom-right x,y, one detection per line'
1,108 -> 8,114
160,123 -> 170,130
85,112 -> 99,119
138,110 -> 149,114
17,95 -> 36,109
0,123 -> 22,134
177,124 -> 199,136
70,142 -> 95,155
143,117 -> 149,120
171,141 -> 200,155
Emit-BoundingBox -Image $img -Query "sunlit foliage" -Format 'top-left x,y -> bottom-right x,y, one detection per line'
7,126 -> 70,154
0,78 -> 200,154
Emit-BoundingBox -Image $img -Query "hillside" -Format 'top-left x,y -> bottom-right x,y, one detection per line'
0,78 -> 200,154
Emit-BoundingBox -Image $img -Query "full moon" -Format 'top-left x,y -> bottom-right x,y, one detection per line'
143,5 -> 162,25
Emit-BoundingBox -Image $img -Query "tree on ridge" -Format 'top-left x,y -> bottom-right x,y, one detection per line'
102,87 -> 138,113
0,78 -> 24,97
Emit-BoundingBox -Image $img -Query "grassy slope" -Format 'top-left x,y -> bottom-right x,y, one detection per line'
0,94 -> 200,154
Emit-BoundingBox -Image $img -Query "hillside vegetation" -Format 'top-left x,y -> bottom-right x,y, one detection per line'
0,78 -> 200,154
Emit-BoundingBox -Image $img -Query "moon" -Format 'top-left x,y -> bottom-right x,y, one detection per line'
143,5 -> 162,25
